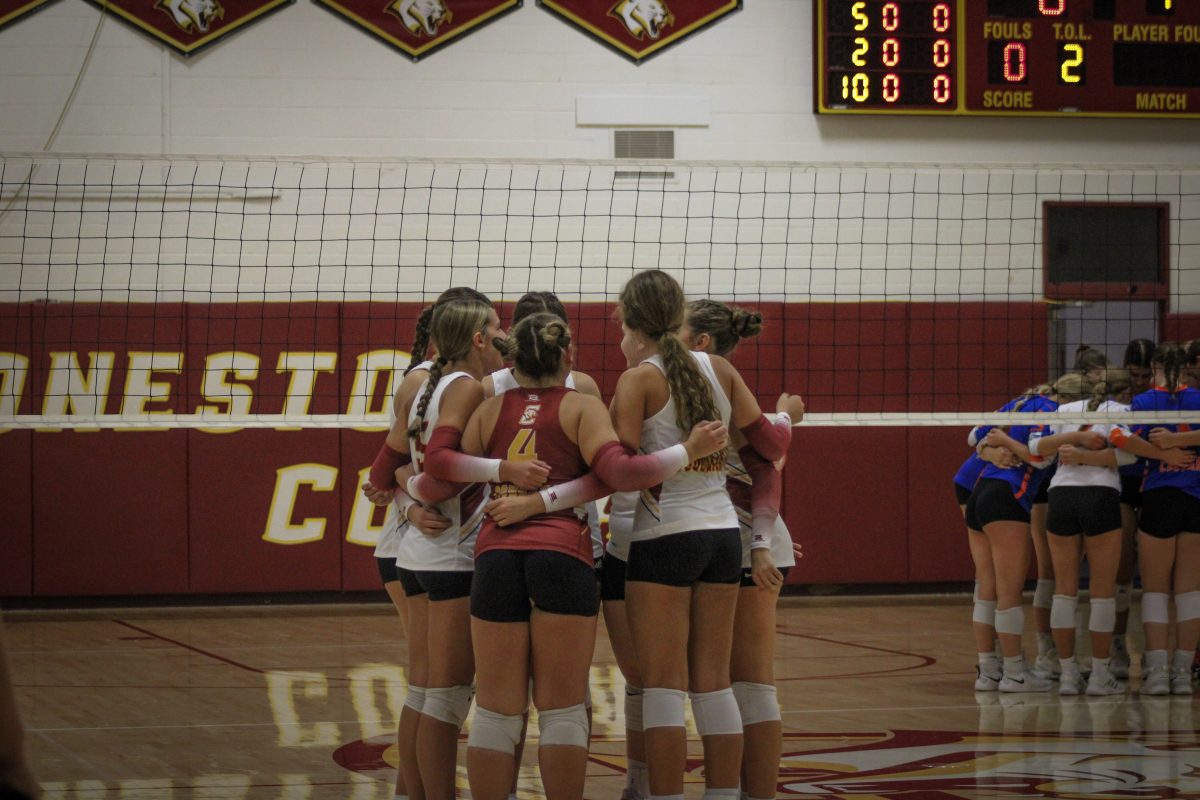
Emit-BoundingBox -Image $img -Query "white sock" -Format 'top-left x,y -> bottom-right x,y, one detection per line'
1059,655 -> 1079,674
1145,649 -> 1169,669
1173,649 -> 1193,671
1037,632 -> 1055,655
1003,655 -> 1024,674
1092,657 -> 1111,677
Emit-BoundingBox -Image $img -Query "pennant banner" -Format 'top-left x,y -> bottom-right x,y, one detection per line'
539,0 -> 739,64
0,0 -> 60,31
82,0 -> 293,55
314,0 -> 520,60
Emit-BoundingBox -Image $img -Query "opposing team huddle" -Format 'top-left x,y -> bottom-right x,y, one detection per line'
362,269 -> 805,800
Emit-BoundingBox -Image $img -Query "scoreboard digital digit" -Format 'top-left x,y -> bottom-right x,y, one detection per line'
815,0 -> 1200,117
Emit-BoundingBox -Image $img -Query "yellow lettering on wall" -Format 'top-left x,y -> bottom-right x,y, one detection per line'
120,352 -> 183,427
347,350 -> 412,431
276,351 -> 337,430
42,351 -> 116,431
0,352 -> 29,434
263,464 -> 337,544
265,670 -> 339,748
197,351 -> 260,434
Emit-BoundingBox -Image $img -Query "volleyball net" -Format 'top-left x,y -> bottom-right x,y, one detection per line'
2,154 -> 1199,430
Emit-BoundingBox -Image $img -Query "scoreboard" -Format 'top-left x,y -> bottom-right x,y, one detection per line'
815,0 -> 1200,117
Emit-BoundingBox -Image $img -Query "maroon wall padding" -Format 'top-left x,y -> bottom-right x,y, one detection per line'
33,430 -> 190,595
1163,314 -> 1200,343
0,432 -> 33,596
906,427 -> 977,583
4,299 -> 1057,596
188,429 -> 344,593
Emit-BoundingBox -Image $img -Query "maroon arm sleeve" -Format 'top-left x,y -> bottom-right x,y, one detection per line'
368,443 -> 411,490
739,414 -> 792,462
590,441 -> 690,492
739,444 -> 781,550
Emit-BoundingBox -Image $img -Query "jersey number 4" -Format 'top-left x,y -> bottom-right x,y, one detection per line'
508,429 -> 539,461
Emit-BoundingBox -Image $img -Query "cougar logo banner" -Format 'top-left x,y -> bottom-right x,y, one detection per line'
314,0 -> 519,60
0,0 -> 60,32
539,0 -> 739,63
83,0 -> 291,54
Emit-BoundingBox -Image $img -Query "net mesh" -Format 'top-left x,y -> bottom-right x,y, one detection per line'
2,154 -> 1199,429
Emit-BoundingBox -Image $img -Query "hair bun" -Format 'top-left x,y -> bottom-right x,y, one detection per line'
541,319 -> 571,350
731,309 -> 763,339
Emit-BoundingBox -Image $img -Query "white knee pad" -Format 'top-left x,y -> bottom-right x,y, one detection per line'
972,599 -> 997,626
973,581 -> 981,602
624,685 -> 644,733
1033,579 -> 1055,610
688,688 -> 742,737
584,673 -> 593,710
731,681 -> 780,726
1050,594 -> 1078,630
1115,583 -> 1132,614
1176,590 -> 1200,623
537,703 -> 590,749
1088,597 -> 1116,633
1142,592 -> 1170,625
467,706 -> 523,754
422,684 -> 474,728
994,606 -> 1024,636
642,688 -> 686,730
403,685 -> 427,713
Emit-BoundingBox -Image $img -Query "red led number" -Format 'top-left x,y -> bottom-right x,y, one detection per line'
1003,42 -> 1027,82
882,2 -> 900,31
883,37 -> 900,67
883,74 -> 900,102
1038,0 -> 1066,15
933,38 -> 951,68
932,3 -> 951,33
933,74 -> 951,103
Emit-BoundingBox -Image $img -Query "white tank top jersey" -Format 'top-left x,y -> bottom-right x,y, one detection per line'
605,490 -> 637,562
395,370 -> 485,572
725,444 -> 797,570
488,367 -> 603,560
1033,398 -> 1133,492
631,351 -> 738,541
373,359 -> 434,562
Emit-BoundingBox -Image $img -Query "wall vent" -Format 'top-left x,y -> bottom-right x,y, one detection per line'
614,130 -> 675,184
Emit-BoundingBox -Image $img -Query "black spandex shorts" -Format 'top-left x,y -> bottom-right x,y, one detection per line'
954,482 -> 973,507
397,567 -> 426,598
413,570 -> 473,601
600,550 -> 628,602
376,556 -> 400,586
965,478 -> 1030,531
627,528 -> 742,587
1120,473 -> 1144,509
471,549 -> 600,622
1033,476 -> 1050,505
1046,486 -> 1122,538
739,565 -> 792,589
1139,488 -> 1200,540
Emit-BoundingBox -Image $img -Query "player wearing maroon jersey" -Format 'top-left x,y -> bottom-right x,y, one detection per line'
450,312 -> 728,800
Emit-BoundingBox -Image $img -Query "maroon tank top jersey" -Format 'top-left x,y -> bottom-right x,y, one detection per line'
477,386 -> 592,563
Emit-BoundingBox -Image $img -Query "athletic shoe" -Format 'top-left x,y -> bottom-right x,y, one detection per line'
1086,671 -> 1125,696
1059,669 -> 1086,696
1110,640 -> 1131,679
999,667 -> 1054,693
1170,667 -> 1194,696
1033,650 -> 1062,679
975,665 -> 1003,692
1140,665 -> 1171,696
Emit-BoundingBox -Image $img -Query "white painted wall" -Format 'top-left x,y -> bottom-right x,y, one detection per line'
2,0 -> 1200,163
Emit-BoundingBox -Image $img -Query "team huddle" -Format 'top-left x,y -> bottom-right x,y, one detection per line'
361,269 -> 805,800
958,341 -> 1200,697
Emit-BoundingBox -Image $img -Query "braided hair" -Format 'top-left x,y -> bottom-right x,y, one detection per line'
685,299 -> 763,358
407,297 -> 493,438
503,312 -> 571,381
620,270 -> 718,432
1153,344 -> 1187,395
405,287 -> 492,375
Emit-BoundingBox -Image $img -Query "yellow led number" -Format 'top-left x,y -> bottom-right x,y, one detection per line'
507,428 -> 538,461
851,1 -> 867,30
1060,43 -> 1084,84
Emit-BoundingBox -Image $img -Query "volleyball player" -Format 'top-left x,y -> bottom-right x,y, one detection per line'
1114,345 -> 1200,695
680,298 -> 797,800
451,311 -> 728,800
967,385 -> 1060,692
613,270 -> 802,800
362,287 -> 486,800
1028,372 -> 1135,695
1112,338 -> 1156,678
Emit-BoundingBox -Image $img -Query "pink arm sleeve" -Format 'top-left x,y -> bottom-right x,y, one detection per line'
540,472 -> 614,513
407,471 -> 467,505
423,425 -> 502,483
740,413 -> 792,462
739,445 -> 780,551
590,441 -> 690,492
368,443 -> 411,490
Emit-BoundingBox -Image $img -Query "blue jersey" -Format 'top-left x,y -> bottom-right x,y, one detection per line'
953,453 -> 987,491
1131,387 -> 1200,497
975,394 -> 1058,511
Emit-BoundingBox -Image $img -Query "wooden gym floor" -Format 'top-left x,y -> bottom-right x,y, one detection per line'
5,596 -> 1198,799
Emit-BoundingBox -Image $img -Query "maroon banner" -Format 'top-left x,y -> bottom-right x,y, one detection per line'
0,0 -> 59,31
314,0 -> 521,60
539,0 -> 740,63
82,0 -> 293,56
